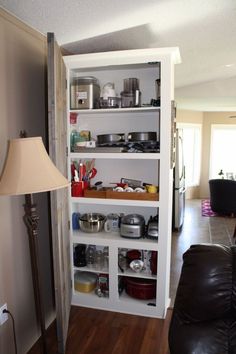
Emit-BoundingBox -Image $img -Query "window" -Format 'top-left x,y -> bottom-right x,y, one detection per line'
177,123 -> 201,187
209,124 -> 236,179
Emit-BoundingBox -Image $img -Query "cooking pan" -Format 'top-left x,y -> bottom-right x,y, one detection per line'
97,133 -> 125,146
128,131 -> 157,142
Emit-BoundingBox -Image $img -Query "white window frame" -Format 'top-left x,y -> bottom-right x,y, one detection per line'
209,124 -> 236,179
177,122 -> 202,187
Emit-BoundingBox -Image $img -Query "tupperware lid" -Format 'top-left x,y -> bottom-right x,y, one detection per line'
74,271 -> 97,284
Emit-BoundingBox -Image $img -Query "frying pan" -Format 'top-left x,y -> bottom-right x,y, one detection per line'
97,133 -> 125,146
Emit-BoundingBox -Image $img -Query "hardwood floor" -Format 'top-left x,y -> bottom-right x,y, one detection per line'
29,199 -> 236,354
28,306 -> 172,354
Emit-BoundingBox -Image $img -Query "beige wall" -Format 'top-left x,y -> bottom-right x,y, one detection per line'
200,111 -> 236,198
0,9 -> 54,354
176,109 -> 236,200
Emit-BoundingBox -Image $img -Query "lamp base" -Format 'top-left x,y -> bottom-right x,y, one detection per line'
23,194 -> 47,354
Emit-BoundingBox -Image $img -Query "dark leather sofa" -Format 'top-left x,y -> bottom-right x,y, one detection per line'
209,178 -> 236,214
169,244 -> 236,354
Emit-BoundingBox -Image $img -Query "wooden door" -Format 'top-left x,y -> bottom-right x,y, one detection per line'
47,32 -> 71,354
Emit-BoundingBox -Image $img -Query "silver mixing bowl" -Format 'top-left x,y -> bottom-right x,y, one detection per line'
79,213 -> 106,233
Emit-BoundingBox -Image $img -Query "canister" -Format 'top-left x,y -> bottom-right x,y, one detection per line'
70,76 -> 100,109
74,271 -> 97,293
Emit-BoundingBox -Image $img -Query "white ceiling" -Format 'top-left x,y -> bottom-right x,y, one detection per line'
1,0 -> 236,111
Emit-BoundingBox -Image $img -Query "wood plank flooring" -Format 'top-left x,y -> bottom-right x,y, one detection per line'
30,199 -> 235,354
28,306 -> 172,354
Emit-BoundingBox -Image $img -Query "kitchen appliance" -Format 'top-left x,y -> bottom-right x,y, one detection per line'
120,78 -> 141,107
173,128 -> 186,230
97,133 -> 125,146
147,215 -> 159,239
127,131 -> 157,142
120,214 -> 145,239
79,213 -> 106,233
74,271 -> 98,293
124,277 -> 156,299
70,76 -> 100,109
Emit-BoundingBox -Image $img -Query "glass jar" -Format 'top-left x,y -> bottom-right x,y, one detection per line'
94,250 -> 104,270
86,245 -> 96,268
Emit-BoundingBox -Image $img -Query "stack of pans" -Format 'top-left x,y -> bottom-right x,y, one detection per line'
97,132 -> 157,146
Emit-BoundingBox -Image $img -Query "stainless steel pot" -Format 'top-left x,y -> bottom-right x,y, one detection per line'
128,132 -> 157,142
79,213 -> 106,233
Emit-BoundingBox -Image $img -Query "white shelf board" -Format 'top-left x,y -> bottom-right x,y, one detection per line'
118,269 -> 157,280
72,230 -> 159,250
73,266 -> 109,274
71,197 -> 159,207
69,107 -> 159,114
70,152 -> 160,160
118,292 -> 156,307
72,290 -> 110,304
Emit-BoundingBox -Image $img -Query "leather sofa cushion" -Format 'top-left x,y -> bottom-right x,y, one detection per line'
169,317 -> 236,354
174,244 -> 233,322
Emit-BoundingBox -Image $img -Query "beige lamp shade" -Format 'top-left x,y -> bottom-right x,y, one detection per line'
0,137 -> 70,195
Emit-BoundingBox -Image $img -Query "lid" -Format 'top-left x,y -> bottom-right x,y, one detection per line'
125,277 -> 156,286
72,76 -> 99,85
74,271 -> 97,285
121,214 -> 145,225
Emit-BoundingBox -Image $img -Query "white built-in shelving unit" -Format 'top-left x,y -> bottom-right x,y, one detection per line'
64,47 -> 180,318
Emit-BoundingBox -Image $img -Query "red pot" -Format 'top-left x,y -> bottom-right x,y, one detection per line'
124,277 -> 156,300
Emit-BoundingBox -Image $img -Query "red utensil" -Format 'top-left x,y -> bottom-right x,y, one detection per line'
88,167 -> 97,179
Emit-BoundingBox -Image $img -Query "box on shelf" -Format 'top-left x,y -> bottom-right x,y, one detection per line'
84,187 -> 159,201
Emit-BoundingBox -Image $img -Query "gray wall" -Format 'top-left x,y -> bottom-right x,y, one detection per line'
0,9 -> 54,354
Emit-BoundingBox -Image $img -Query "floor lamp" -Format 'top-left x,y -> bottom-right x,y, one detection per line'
0,137 -> 70,354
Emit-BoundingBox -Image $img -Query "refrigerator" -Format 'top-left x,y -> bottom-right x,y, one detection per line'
173,128 -> 186,230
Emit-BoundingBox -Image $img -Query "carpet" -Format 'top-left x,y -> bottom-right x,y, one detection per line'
201,199 -> 218,217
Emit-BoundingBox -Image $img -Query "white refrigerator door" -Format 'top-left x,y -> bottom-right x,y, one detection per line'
174,187 -> 185,229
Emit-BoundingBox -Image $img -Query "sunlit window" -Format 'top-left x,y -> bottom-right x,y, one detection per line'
177,123 -> 201,187
209,124 -> 236,179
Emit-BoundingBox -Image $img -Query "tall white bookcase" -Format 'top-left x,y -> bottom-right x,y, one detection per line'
63,47 -> 180,318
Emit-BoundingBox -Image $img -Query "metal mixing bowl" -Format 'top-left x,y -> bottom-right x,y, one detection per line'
79,213 -> 106,233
